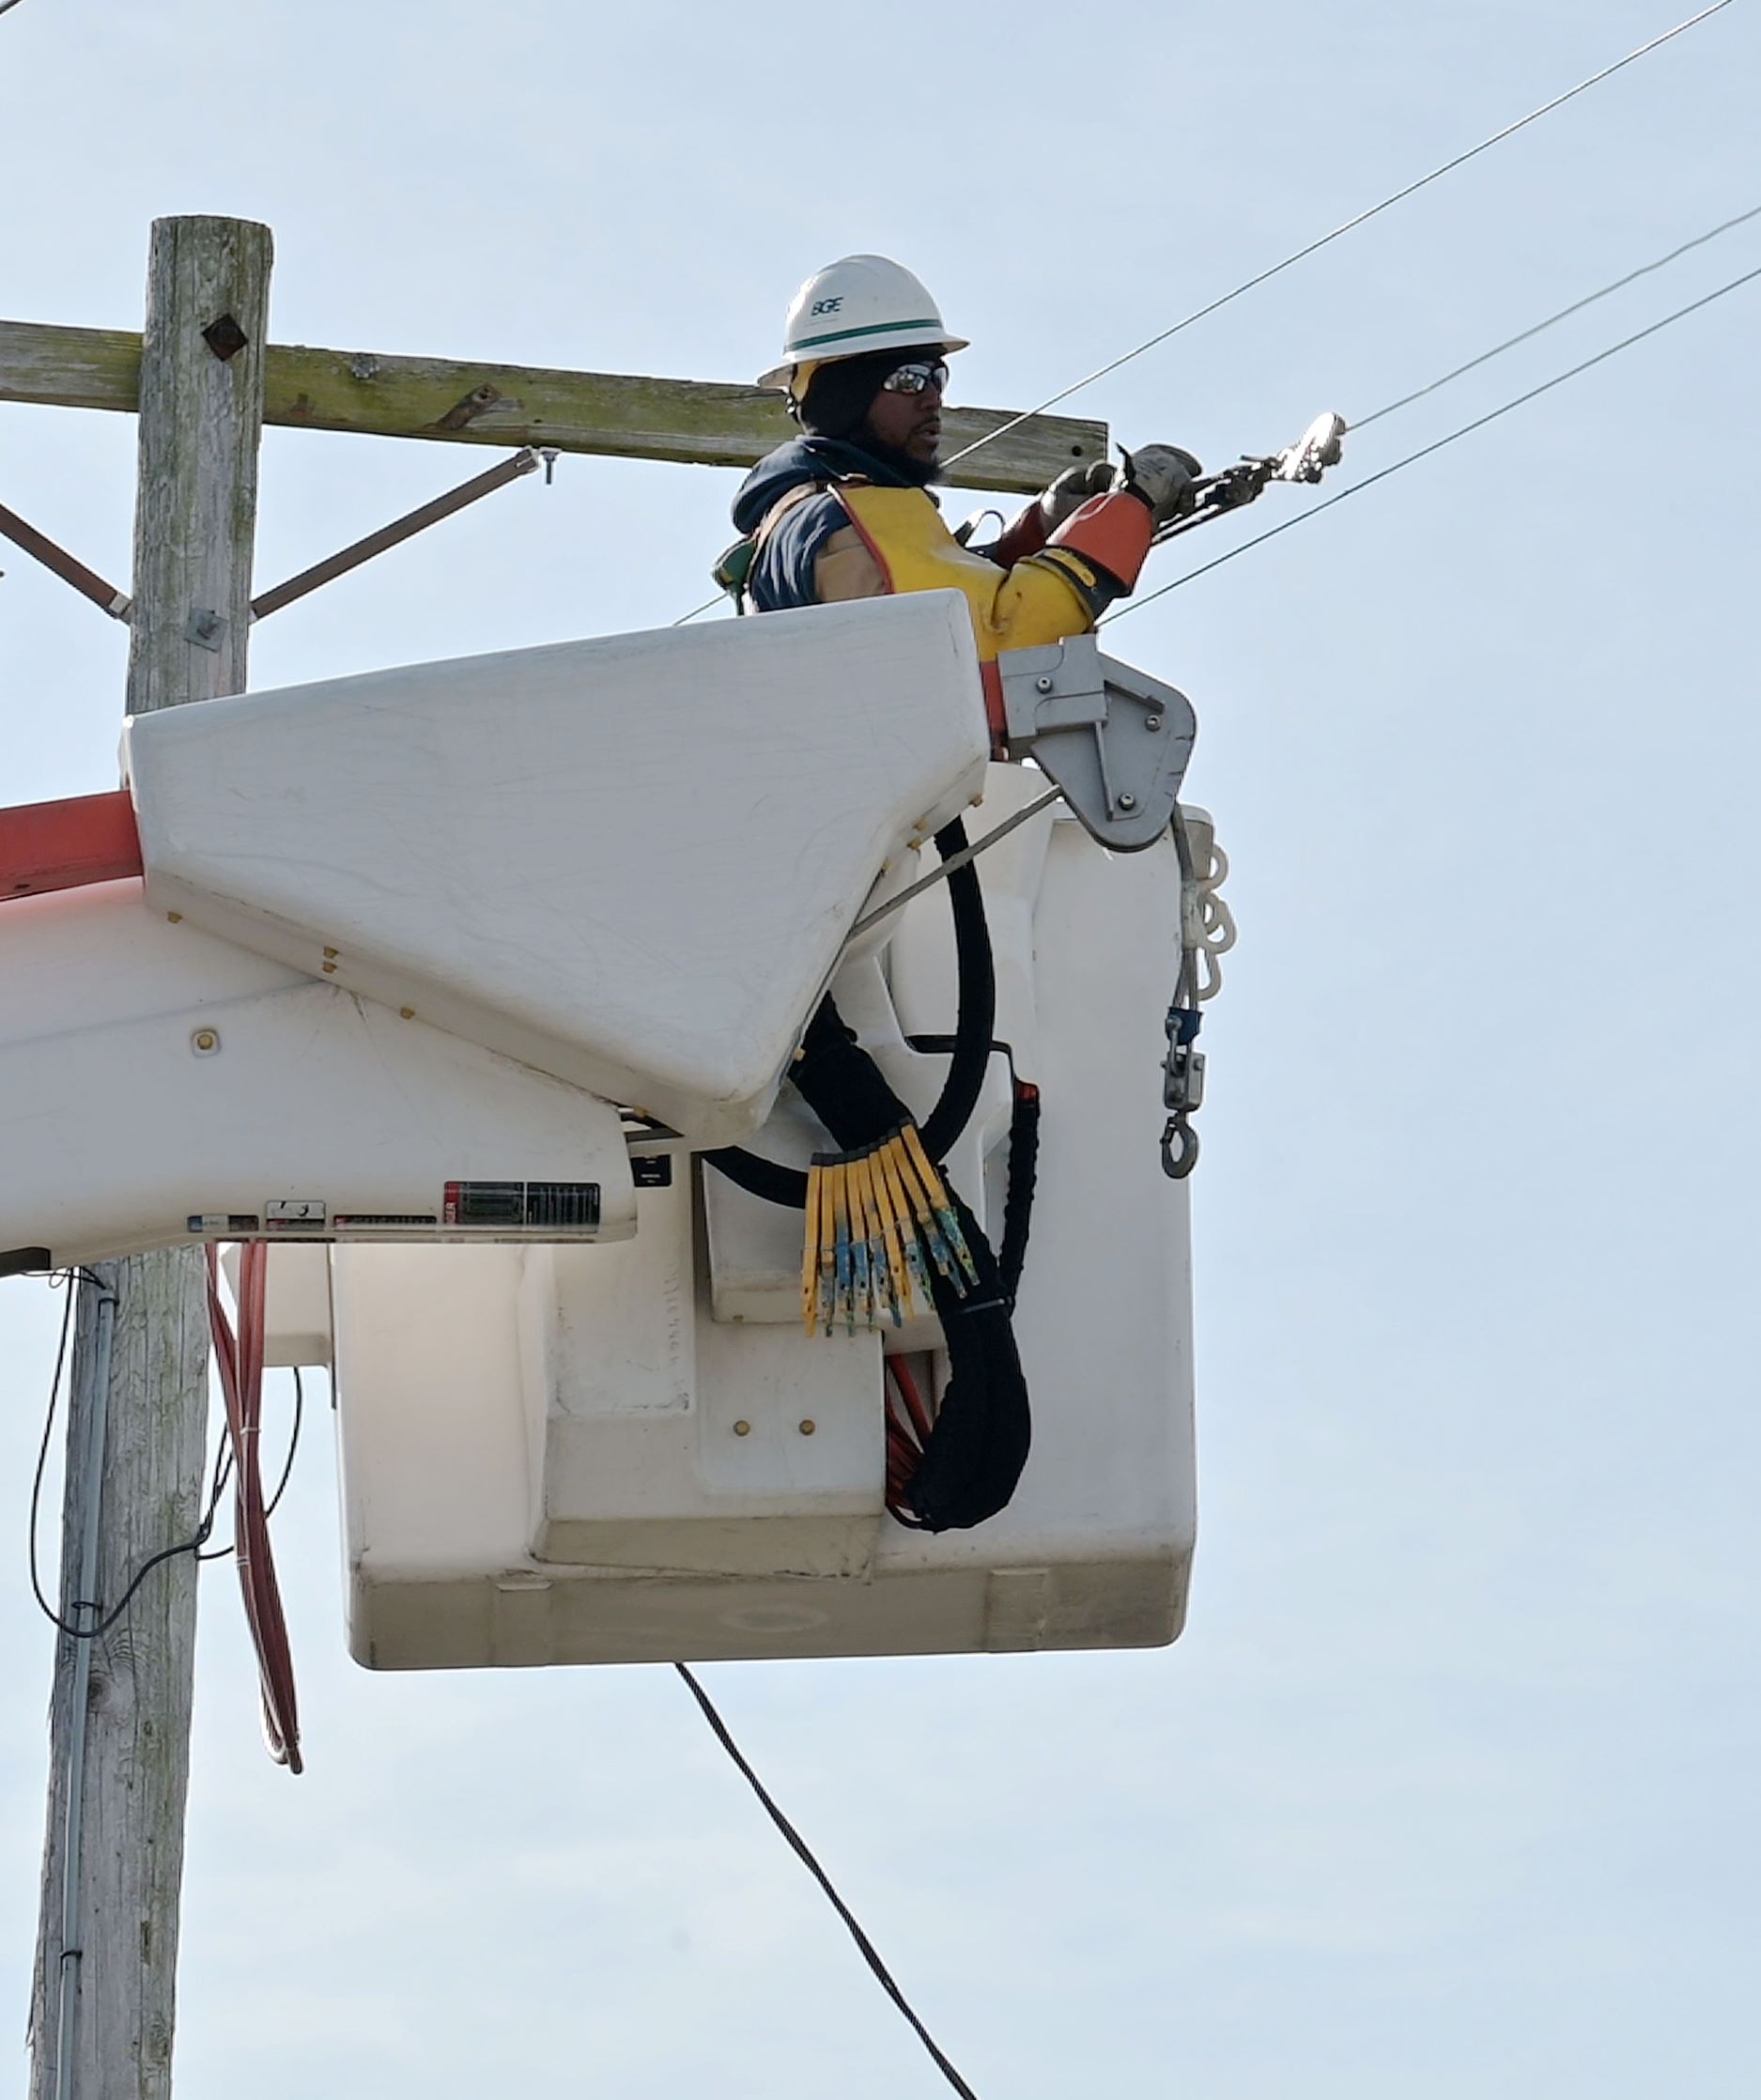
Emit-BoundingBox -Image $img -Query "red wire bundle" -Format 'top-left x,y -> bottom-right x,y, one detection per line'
884,1355 -> 937,1525
206,1243 -> 302,1772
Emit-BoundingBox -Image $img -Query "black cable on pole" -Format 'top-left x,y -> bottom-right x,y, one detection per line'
675,1664 -> 983,2100
1105,259 -> 1761,623
941,0 -> 1737,474
27,1270 -> 306,1637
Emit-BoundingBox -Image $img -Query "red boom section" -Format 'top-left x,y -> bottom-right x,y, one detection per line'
0,790 -> 142,901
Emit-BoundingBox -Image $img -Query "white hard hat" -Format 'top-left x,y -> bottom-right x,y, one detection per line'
757,255 -> 969,393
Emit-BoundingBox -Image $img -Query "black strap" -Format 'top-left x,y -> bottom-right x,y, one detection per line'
783,1004 -> 1028,1533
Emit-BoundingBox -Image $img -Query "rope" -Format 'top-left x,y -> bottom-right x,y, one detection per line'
1104,258 -> 1761,623
939,0 -> 1737,475
846,786 -> 1063,939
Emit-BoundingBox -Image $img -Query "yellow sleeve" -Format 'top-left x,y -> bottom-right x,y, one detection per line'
983,548 -> 1110,649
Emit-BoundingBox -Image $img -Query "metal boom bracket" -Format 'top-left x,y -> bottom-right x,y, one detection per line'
996,633 -> 1197,851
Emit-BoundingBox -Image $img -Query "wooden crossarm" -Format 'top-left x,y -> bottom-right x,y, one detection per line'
0,318 -> 1107,494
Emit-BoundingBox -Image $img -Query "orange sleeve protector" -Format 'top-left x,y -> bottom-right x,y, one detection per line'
1044,491 -> 1155,594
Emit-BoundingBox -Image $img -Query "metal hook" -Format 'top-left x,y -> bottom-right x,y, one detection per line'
1161,1116 -> 1199,1180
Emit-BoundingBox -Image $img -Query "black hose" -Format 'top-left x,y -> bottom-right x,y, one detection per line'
704,818 -> 998,1203
700,1142 -> 807,1209
917,819 -> 996,1166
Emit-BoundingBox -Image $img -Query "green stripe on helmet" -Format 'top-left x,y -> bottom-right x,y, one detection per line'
786,316 -> 944,353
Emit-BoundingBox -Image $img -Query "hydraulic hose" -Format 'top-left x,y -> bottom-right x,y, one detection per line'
704,817 -> 998,1203
916,819 -> 996,1166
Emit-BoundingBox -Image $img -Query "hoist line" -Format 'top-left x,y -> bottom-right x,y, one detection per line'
847,786 -> 1064,939
1352,200 -> 1761,427
938,0 -> 1738,476
1104,257 -> 1761,623
675,1664 -> 983,2100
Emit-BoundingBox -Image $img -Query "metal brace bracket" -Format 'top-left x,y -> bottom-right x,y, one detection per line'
996,632 -> 1197,851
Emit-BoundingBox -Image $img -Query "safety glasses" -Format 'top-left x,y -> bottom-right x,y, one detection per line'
879,360 -> 950,397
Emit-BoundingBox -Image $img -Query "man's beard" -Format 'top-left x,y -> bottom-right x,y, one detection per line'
854,427 -> 940,487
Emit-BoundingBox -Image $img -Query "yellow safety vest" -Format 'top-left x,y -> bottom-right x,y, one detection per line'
834,486 -> 1111,744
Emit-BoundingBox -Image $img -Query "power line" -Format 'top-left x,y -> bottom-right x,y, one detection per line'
1353,201 -> 1761,427
684,193 -> 1758,631
1104,258 -> 1761,623
940,0 -> 1737,475
676,1664 -> 982,2100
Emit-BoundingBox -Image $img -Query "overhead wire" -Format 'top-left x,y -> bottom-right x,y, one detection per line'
939,0 -> 1737,475
676,6 -> 1738,627
676,1663 -> 982,2100
1104,258 -> 1761,623
1352,200 -> 1761,428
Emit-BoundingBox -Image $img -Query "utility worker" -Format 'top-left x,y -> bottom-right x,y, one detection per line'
730,255 -> 1200,734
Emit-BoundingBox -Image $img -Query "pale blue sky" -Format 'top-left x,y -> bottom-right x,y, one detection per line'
3,2 -> 1758,2094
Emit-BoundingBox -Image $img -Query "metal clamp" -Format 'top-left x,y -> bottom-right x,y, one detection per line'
1153,408 -> 1347,544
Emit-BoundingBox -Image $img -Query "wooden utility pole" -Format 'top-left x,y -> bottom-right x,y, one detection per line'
3,230 -> 1102,2099
28,216 -> 272,2100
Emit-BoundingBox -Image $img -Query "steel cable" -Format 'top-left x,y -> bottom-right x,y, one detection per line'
940,0 -> 1737,475
1352,201 -> 1761,428
1104,258 -> 1761,622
